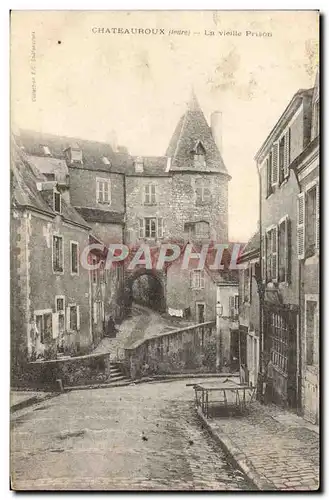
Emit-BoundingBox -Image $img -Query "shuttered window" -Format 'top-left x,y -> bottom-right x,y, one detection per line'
266,227 -> 278,282
261,236 -> 266,282
278,216 -> 291,283
157,218 -> 164,238
283,129 -> 290,178
272,143 -> 279,186
138,218 -> 145,238
67,304 -> 80,331
297,193 -> 305,260
316,181 -> 320,251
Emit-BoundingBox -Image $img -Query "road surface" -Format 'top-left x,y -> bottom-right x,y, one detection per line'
11,378 -> 253,491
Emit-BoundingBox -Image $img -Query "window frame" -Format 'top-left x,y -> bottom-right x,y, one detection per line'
265,224 -> 278,283
96,177 -> 111,205
34,309 -> 53,344
70,241 -> 79,276
304,179 -> 319,258
190,270 -> 205,290
52,234 -> 64,274
144,184 -> 157,205
139,217 -> 164,239
278,215 -> 290,284
195,179 -> 212,205
53,189 -> 61,214
67,303 -> 80,332
304,294 -> 319,367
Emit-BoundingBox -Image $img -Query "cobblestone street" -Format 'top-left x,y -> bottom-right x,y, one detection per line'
11,379 -> 253,491
202,401 -> 319,491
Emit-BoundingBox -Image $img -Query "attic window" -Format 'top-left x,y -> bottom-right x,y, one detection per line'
192,141 -> 206,168
42,145 -> 51,156
102,156 -> 111,166
53,189 -> 61,214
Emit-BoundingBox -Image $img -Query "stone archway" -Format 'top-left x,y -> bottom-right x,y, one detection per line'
124,268 -> 166,314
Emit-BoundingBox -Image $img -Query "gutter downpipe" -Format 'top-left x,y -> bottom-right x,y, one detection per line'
291,165 -> 303,415
256,160 -> 265,401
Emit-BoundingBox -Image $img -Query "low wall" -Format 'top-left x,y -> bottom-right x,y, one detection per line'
19,352 -> 112,390
124,321 -> 218,380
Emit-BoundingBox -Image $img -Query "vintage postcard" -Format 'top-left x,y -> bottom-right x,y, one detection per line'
10,10 -> 320,491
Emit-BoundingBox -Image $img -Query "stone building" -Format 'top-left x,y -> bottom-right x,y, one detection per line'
11,139 -> 92,378
238,231 -> 260,387
255,83 -> 318,413
12,91 -> 231,368
291,71 -> 320,423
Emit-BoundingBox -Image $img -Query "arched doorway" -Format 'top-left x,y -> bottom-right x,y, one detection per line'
125,269 -> 166,313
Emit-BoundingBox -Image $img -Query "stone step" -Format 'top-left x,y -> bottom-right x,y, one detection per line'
109,374 -> 128,383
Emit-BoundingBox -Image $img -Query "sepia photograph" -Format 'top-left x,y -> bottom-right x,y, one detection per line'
10,10 -> 319,491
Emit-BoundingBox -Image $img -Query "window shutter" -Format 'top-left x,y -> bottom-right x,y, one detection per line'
283,129 -> 290,178
261,236 -> 266,282
151,184 -> 156,204
93,302 -> 97,324
157,218 -> 163,238
297,193 -> 305,259
200,271 -> 205,289
52,312 -> 59,339
272,226 -> 278,280
66,307 -> 70,331
96,180 -> 100,202
315,181 -> 319,251
272,143 -> 279,185
138,218 -> 144,238
76,305 -> 80,330
286,217 -> 292,283
144,186 -> 149,204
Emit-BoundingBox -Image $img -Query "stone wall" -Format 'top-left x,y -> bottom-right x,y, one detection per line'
124,321 -> 218,379
68,167 -> 125,214
22,352 -> 112,390
170,173 -> 228,243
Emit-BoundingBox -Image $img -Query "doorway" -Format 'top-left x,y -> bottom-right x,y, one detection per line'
196,302 -> 205,323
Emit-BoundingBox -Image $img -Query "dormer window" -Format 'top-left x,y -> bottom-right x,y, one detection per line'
192,141 -> 206,168
134,157 -> 144,173
53,189 -> 61,214
64,144 -> 83,165
102,156 -> 111,166
42,145 -> 51,156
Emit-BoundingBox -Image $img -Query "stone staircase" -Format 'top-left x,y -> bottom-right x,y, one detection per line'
109,362 -> 130,385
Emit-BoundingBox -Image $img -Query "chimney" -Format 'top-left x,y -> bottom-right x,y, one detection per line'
134,156 -> 144,173
165,157 -> 172,172
210,111 -> 223,154
109,129 -> 118,153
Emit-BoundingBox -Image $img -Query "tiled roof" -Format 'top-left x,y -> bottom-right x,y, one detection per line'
28,155 -> 69,179
16,129 -> 134,174
130,156 -> 169,176
75,207 -> 125,224
11,137 -> 90,229
16,130 -> 170,177
166,92 -> 229,175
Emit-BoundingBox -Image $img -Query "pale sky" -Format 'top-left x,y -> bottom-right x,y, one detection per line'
11,11 -> 319,242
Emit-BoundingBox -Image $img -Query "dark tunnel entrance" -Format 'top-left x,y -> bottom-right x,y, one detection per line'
129,270 -> 165,312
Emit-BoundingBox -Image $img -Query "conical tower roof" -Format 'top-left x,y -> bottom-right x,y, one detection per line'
166,91 -> 229,175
